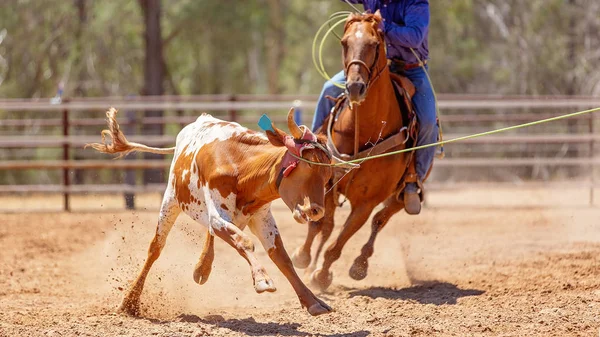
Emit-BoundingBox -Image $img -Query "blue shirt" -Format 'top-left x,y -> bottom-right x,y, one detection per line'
344,0 -> 429,63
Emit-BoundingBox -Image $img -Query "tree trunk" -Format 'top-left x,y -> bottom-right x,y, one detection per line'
566,0 -> 581,175
73,0 -> 87,185
265,0 -> 285,94
140,0 -> 165,184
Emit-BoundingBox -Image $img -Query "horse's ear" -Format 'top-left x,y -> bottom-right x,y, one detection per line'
373,10 -> 384,33
373,9 -> 382,21
346,12 -> 359,24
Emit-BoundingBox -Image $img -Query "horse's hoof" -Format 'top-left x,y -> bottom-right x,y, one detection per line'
310,268 -> 333,292
255,277 -> 277,293
307,300 -> 333,316
349,257 -> 369,281
291,247 -> 311,269
193,260 -> 213,285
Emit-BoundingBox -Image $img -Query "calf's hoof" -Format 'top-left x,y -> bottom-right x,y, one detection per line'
291,247 -> 311,269
193,260 -> 213,285
310,268 -> 333,292
349,257 -> 369,281
255,277 -> 277,293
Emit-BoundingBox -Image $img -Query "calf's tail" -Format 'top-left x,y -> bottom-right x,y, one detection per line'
85,107 -> 175,158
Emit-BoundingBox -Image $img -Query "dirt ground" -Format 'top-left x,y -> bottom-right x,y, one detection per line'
1,192 -> 600,337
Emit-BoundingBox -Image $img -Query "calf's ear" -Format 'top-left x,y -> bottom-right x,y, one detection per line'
266,127 -> 287,147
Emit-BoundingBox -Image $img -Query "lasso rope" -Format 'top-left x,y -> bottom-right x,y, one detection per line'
312,15 -> 348,89
290,106 -> 600,167
308,10 -> 598,169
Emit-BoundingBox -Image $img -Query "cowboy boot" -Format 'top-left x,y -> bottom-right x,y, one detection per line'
403,172 -> 422,215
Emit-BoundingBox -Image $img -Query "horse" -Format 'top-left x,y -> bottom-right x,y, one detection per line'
291,11 -> 432,291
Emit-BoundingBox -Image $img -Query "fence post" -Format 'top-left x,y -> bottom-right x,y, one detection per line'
62,100 -> 70,212
229,95 -> 237,122
590,113 -> 595,206
124,109 -> 137,210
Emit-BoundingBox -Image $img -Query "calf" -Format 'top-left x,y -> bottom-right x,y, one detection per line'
87,108 -> 333,316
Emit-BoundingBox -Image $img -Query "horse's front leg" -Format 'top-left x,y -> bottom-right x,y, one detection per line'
349,195 -> 404,281
291,181 -> 336,269
311,202 -> 376,291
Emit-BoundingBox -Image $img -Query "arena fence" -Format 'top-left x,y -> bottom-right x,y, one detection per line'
1,94 -> 599,211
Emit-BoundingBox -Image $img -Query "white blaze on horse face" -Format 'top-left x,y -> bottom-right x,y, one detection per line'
354,30 -> 364,39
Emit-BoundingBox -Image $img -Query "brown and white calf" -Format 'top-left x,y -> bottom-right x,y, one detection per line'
87,108 -> 333,316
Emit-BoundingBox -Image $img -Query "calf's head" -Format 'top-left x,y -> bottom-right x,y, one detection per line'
265,109 -> 333,224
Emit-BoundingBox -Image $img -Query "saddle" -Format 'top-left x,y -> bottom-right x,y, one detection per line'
322,74 -> 423,205
323,74 -> 419,161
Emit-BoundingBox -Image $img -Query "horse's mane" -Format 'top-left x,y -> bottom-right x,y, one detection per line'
344,12 -> 382,33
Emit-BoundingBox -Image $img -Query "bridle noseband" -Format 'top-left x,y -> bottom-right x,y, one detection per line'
343,28 -> 385,94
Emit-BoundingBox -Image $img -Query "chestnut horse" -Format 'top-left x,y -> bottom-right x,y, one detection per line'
291,11 -> 430,291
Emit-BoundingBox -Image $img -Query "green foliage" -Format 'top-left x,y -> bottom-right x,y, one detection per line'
1,0 -> 598,98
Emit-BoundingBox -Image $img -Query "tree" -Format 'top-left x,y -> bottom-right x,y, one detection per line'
139,0 -> 165,184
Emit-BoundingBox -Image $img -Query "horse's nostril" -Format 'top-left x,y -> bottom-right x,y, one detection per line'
347,81 -> 366,97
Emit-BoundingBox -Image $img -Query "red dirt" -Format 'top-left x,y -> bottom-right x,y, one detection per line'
1,197 -> 599,336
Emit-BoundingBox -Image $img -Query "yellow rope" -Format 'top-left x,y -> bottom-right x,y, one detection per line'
313,16 -> 348,89
290,106 -> 600,167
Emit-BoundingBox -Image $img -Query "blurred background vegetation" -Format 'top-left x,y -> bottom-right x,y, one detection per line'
1,0 -> 599,190
1,0 -> 599,98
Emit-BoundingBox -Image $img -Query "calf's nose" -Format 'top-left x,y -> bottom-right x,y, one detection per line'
307,204 -> 325,221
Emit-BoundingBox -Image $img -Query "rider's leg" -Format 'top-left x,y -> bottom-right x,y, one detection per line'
312,71 -> 346,132
403,65 -> 438,214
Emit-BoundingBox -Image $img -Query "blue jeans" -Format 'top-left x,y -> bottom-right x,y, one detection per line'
312,67 -> 437,180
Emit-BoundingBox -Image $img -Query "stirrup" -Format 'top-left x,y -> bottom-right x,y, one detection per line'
402,174 -> 424,215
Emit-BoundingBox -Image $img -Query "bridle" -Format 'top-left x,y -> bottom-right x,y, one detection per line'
343,26 -> 386,93
275,138 -> 333,189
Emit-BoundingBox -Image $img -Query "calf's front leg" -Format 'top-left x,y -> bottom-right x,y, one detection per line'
249,209 -> 332,316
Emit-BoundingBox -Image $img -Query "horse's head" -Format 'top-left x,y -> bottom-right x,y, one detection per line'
341,11 -> 386,105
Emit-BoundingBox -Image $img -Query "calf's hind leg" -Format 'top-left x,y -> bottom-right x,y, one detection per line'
211,217 -> 276,293
119,195 -> 181,316
193,228 -> 214,285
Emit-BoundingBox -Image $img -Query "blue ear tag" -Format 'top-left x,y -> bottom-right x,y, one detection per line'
258,114 -> 275,132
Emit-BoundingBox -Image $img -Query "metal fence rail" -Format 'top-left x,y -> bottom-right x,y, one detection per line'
1,95 -> 598,210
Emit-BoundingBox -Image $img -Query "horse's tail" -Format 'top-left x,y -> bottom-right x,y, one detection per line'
85,107 -> 175,158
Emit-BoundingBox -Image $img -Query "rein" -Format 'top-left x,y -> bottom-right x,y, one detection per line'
344,41 -> 385,95
275,139 -> 334,189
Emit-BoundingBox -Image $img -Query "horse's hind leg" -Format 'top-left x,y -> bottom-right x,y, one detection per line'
292,182 -> 336,269
349,196 -> 404,281
304,209 -> 335,276
193,228 -> 214,285
119,193 -> 181,316
311,202 -> 375,291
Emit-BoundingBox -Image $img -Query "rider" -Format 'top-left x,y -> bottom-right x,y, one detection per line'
312,0 -> 436,215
